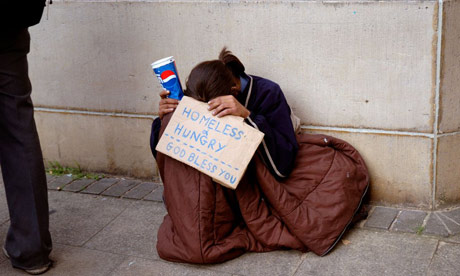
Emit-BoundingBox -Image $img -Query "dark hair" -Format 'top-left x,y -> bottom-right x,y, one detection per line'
184,47 -> 245,102
184,60 -> 236,102
219,47 -> 245,78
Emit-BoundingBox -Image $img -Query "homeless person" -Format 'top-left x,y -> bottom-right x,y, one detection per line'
150,48 -> 369,264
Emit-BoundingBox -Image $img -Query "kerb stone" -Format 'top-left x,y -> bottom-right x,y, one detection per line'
438,213 -> 460,235
144,185 -> 164,202
81,178 -> 120,195
101,179 -> 140,197
62,178 -> 96,192
123,182 -> 159,200
48,175 -> 74,190
424,213 -> 449,237
364,207 -> 399,230
441,208 -> 460,235
46,174 -> 57,183
392,210 -> 427,233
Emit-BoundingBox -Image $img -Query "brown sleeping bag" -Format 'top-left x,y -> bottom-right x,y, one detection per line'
156,114 -> 369,264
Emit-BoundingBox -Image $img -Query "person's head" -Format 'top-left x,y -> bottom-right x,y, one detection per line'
218,47 -> 245,80
184,47 -> 245,102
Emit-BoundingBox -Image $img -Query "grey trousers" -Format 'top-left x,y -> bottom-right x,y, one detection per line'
0,28 -> 52,270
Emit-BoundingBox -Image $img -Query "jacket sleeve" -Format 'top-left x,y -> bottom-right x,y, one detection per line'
150,117 -> 162,159
245,84 -> 298,178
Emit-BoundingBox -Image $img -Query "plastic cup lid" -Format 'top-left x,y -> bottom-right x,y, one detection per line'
151,56 -> 175,69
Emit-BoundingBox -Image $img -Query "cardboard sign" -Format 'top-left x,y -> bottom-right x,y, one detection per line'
156,96 -> 264,189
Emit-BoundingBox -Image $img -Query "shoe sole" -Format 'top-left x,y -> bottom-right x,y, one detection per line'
2,247 -> 51,275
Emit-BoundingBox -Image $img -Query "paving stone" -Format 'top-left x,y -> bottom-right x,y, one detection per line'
62,178 -> 96,192
143,185 -> 164,202
0,185 -> 9,224
48,175 -> 74,190
0,257 -> 7,269
294,229 -> 438,276
111,258 -> 231,276
446,233 -> 460,244
443,207 -> 460,223
123,182 -> 159,200
81,178 -> 120,195
84,201 -> 166,260
392,210 -> 427,233
46,173 -> 57,183
438,216 -> 460,236
48,191 -> 131,246
424,213 -> 449,237
101,179 -> 141,197
208,250 -> 303,276
0,243 -> 126,276
0,223 -> 9,263
364,206 -> 399,230
427,242 -> 460,276
440,208 -> 460,235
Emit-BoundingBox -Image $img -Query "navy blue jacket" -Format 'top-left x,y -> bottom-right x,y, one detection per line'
150,74 -> 298,178
239,75 -> 298,178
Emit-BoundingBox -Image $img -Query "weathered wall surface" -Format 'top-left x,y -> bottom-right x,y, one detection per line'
28,0 -> 459,209
436,0 -> 460,208
35,112 -> 155,178
305,130 -> 434,207
436,134 -> 460,207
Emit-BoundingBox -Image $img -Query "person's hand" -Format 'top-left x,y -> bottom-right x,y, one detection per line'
159,90 -> 179,119
207,95 -> 250,118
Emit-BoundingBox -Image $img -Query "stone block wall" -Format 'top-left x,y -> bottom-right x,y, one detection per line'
29,0 -> 459,209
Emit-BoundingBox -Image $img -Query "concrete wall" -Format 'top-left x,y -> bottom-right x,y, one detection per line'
436,0 -> 460,208
28,0 -> 459,209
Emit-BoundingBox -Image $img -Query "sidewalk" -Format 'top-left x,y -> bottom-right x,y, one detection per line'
1,175 -> 459,276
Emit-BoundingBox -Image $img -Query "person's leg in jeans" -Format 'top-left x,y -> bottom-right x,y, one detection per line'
0,28 -> 52,270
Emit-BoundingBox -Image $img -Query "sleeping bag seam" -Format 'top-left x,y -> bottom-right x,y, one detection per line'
281,150 -> 337,218
320,181 -> 370,256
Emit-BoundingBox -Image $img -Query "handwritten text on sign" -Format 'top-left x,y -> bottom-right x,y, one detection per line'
156,96 -> 264,189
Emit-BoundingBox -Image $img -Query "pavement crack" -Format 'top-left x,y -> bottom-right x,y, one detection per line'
427,240 -> 440,274
388,210 -> 402,231
291,253 -> 307,276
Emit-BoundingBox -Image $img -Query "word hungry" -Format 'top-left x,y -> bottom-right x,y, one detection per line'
173,124 -> 226,153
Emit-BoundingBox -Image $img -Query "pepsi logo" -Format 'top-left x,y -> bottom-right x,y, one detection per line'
160,70 -> 177,83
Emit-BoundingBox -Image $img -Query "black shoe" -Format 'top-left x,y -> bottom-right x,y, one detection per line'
2,247 -> 52,275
